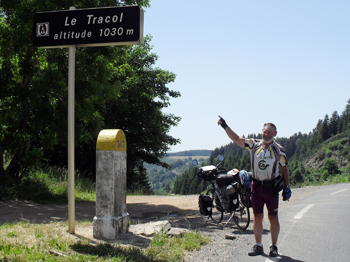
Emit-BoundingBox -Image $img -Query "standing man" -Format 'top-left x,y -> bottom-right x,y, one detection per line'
217,116 -> 291,257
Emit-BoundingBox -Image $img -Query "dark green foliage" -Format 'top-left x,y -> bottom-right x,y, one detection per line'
290,161 -> 305,184
321,158 -> 340,175
0,0 -> 183,196
0,170 -> 66,203
173,166 -> 209,195
145,152 -> 210,195
172,145 -> 248,195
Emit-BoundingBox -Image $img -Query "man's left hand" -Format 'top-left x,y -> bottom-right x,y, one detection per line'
282,186 -> 292,201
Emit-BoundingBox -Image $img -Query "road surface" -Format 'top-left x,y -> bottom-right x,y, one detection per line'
225,183 -> 350,262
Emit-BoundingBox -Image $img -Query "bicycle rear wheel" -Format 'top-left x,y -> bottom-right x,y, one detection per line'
233,201 -> 250,230
206,188 -> 224,224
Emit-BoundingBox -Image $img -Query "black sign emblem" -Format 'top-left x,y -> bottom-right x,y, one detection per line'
37,22 -> 49,37
258,160 -> 269,170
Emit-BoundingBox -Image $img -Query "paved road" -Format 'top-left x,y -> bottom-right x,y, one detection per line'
225,183 -> 350,262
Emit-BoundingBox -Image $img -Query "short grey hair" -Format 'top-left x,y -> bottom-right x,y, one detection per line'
263,123 -> 277,131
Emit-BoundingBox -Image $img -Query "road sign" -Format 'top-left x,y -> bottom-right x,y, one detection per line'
33,6 -> 143,48
32,5 -> 144,233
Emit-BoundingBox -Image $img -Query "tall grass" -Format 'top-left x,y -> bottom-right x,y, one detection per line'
323,173 -> 350,184
0,166 -> 96,203
36,166 -> 96,202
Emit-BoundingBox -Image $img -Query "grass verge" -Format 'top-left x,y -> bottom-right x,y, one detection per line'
0,221 -> 209,262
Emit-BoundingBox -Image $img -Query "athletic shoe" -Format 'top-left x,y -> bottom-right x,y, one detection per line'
269,244 -> 278,257
248,244 -> 264,256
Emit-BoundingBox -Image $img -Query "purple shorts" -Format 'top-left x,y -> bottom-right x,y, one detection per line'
251,180 -> 279,216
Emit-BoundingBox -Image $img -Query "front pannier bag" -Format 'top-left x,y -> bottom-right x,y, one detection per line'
198,194 -> 213,216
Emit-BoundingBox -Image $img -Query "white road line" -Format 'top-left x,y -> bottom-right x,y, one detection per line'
293,204 -> 314,220
278,204 -> 315,260
331,189 -> 348,195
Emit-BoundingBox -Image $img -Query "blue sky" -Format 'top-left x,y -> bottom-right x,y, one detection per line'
143,0 -> 350,153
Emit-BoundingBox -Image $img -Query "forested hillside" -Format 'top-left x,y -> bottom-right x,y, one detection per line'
145,150 -> 211,194
173,99 -> 350,195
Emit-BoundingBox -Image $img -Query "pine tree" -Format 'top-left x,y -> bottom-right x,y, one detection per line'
329,111 -> 340,136
320,114 -> 331,141
340,99 -> 350,132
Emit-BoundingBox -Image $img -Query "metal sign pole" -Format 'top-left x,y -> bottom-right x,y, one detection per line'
67,6 -> 76,234
68,44 -> 75,233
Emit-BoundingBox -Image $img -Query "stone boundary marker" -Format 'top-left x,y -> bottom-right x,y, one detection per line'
93,129 -> 129,240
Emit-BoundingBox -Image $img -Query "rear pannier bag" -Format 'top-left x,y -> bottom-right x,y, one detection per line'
198,194 -> 213,216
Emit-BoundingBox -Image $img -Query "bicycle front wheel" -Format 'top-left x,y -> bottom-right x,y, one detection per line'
233,202 -> 250,230
206,188 -> 224,224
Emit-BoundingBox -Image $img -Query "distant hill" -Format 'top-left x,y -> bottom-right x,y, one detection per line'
145,150 -> 212,195
166,150 -> 212,157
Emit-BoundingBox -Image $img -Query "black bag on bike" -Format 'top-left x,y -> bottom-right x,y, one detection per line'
197,171 -> 216,181
222,191 -> 239,212
216,174 -> 236,187
198,194 -> 213,216
241,190 -> 252,208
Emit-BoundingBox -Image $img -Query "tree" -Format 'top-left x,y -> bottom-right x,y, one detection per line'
339,99 -> 350,132
320,114 -> 331,141
329,111 -> 339,136
321,158 -> 340,176
1,1 -> 181,191
309,119 -> 323,149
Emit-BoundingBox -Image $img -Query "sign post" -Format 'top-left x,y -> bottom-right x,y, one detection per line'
67,44 -> 75,232
67,6 -> 76,234
33,5 -> 144,234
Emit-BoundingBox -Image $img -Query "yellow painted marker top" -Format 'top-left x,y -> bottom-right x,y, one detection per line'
96,129 -> 127,152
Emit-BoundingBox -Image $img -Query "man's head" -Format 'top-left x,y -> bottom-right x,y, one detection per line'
262,123 -> 277,144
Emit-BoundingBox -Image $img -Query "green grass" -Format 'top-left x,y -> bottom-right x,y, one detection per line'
0,221 -> 209,262
0,166 -> 96,203
0,167 -> 209,261
293,171 -> 350,188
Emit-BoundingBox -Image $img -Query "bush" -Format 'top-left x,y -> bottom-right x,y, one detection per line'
321,158 -> 340,175
328,141 -> 341,151
339,137 -> 350,145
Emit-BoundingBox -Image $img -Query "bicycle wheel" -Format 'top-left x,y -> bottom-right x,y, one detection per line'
206,188 -> 224,224
233,201 -> 250,230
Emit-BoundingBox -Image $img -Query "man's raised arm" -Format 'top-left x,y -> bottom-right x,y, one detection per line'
217,115 -> 245,148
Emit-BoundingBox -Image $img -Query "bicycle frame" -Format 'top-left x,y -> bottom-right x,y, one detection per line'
207,178 -> 250,230
194,157 -> 250,230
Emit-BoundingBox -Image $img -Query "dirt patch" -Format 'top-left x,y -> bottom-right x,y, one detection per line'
0,187 -> 319,227
0,195 -> 219,248
0,195 -> 202,225
0,187 -> 322,252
